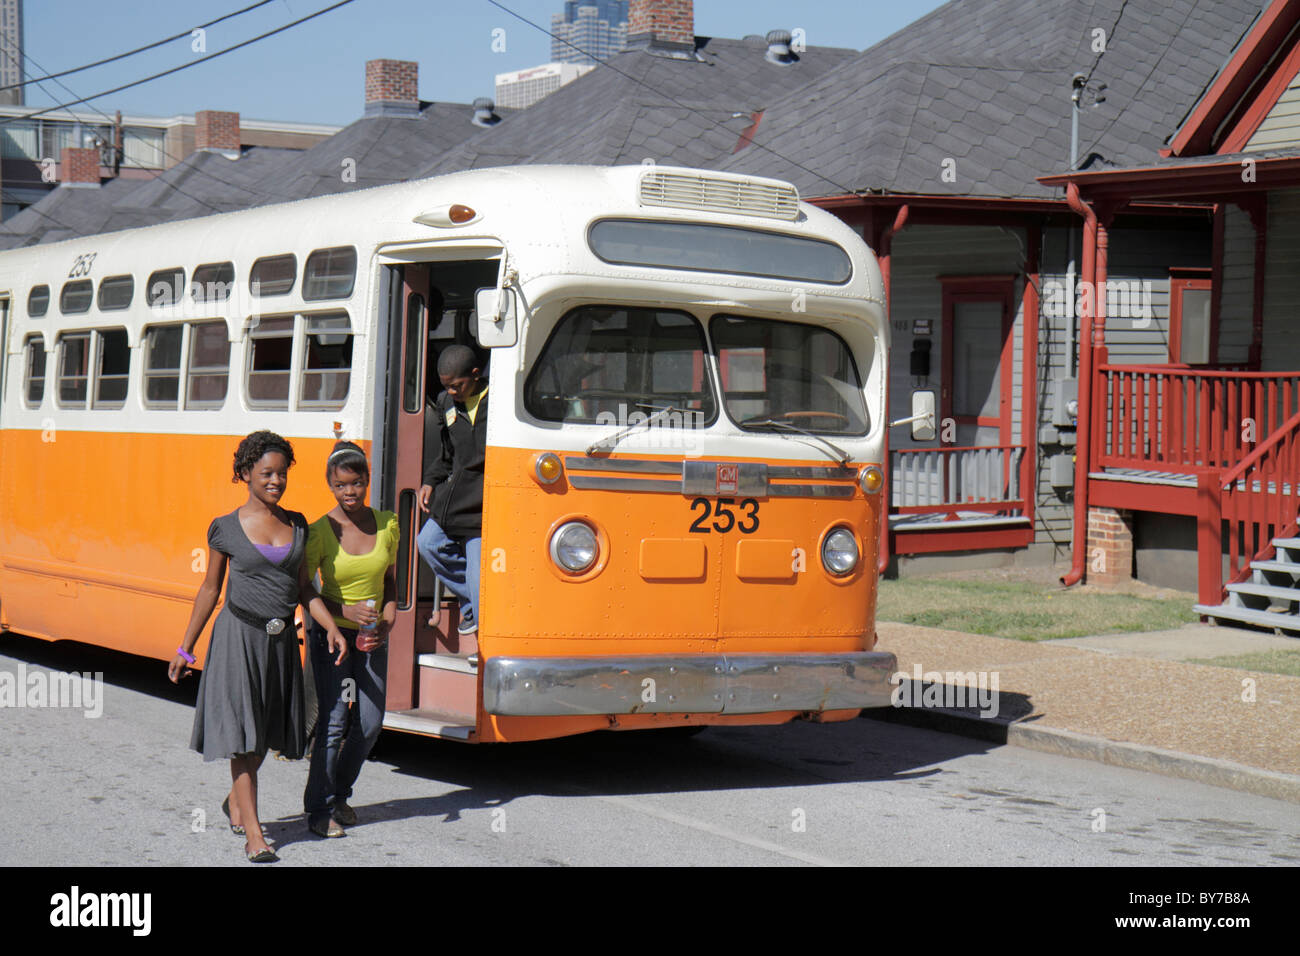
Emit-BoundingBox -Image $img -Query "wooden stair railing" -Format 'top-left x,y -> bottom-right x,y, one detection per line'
1197,408 -> 1300,606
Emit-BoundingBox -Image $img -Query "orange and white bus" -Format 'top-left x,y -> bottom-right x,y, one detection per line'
0,163 -> 894,743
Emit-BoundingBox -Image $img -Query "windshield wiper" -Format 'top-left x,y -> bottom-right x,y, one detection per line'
586,402 -> 693,455
741,419 -> 853,465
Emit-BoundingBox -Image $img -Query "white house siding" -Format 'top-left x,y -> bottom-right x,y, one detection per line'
1261,188 -> 1300,371
1245,76 -> 1300,152
1219,202 -> 1256,365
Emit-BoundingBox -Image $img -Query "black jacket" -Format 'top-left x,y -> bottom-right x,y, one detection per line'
422,386 -> 488,539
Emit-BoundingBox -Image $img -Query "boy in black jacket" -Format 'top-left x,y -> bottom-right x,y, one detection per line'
417,345 -> 488,636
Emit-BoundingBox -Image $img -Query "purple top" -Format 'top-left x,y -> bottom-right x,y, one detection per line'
254,542 -> 292,564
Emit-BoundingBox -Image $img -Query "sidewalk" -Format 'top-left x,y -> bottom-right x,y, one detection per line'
868,621 -> 1300,804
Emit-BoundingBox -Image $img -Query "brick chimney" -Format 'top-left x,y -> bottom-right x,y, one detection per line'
60,147 -> 100,188
195,110 -> 241,157
627,0 -> 695,51
365,59 -> 420,118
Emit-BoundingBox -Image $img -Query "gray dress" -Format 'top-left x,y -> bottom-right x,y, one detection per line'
189,509 -> 308,761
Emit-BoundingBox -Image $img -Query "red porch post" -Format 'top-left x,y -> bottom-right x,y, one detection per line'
1197,470 -> 1224,606
876,204 -> 910,575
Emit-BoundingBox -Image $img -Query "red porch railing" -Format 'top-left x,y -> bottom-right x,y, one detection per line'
1095,364 -> 1300,474
1196,409 -> 1300,605
891,445 -> 1029,516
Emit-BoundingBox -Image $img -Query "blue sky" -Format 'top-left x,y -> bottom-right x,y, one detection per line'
20,0 -> 947,127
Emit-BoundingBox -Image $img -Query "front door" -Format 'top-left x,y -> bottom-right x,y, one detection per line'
939,276 -> 1016,502
940,277 -> 1014,448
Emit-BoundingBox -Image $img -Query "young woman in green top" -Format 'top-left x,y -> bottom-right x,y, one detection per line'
302,441 -> 399,838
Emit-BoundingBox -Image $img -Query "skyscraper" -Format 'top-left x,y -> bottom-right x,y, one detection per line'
551,1 -> 628,65
0,0 -> 24,107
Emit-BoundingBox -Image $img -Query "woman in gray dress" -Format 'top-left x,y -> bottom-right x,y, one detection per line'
169,431 -> 348,863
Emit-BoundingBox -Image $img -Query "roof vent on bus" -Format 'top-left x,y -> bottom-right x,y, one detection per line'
765,30 -> 797,65
638,169 -> 800,221
471,97 -> 502,128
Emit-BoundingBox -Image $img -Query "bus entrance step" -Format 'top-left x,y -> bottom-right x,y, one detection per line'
416,654 -> 477,723
384,709 -> 474,741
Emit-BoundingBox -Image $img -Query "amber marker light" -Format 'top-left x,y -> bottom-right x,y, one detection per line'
412,203 -> 481,227
859,465 -> 884,494
533,452 -> 563,485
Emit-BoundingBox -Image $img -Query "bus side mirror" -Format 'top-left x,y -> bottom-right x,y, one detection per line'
889,390 -> 936,440
475,287 -> 518,348
910,390 -> 936,441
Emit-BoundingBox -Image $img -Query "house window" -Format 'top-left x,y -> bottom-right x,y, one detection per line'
250,254 -> 297,297
23,335 -> 45,406
192,262 -> 235,304
28,285 -> 49,317
60,279 -> 93,314
1169,271 -> 1213,366
300,312 -> 353,408
247,315 -> 294,407
97,275 -> 134,311
146,268 -> 185,307
302,246 -> 357,300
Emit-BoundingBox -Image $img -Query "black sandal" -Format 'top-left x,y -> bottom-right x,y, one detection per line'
221,796 -> 245,836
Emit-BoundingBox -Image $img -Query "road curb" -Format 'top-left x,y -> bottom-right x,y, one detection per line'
865,705 -> 1300,805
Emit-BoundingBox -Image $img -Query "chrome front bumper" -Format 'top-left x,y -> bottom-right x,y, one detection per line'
482,651 -> 897,717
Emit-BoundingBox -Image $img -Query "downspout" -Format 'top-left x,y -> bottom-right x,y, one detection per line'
1062,183 -> 1097,586
877,204 -> 910,576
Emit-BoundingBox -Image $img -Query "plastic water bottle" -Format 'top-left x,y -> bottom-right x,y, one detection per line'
358,599 -> 378,651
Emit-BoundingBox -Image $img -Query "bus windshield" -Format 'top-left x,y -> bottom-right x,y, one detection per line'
712,314 -> 870,435
524,306 -> 717,426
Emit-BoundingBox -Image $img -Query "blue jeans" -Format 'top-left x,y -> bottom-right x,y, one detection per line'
303,621 -> 387,816
416,517 -> 481,626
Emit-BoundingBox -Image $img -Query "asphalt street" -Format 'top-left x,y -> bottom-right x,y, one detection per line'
2,633 -> 1297,867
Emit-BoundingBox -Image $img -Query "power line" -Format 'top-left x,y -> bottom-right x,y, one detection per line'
481,0 -> 861,198
0,35 -> 227,217
0,1 -> 277,94
0,0 -> 356,126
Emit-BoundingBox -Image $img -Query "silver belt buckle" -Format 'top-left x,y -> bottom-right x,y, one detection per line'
265,618 -> 286,636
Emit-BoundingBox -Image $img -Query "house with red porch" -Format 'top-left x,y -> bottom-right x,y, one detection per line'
1043,0 -> 1300,631
721,0 -> 1267,578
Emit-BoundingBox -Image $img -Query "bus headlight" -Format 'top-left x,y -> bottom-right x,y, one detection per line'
821,527 -> 859,576
550,521 -> 598,574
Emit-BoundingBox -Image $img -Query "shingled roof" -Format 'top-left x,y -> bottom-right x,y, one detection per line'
719,0 -> 1267,199
0,100 -> 501,247
248,100 -> 513,203
0,147 -> 297,249
416,34 -> 859,177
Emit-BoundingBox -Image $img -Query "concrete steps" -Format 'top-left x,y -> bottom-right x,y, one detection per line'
1196,536 -> 1300,635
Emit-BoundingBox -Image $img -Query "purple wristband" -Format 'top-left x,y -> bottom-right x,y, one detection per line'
177,646 -> 196,664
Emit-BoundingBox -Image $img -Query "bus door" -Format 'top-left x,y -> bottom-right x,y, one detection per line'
380,257 -> 497,734
382,263 -> 429,712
